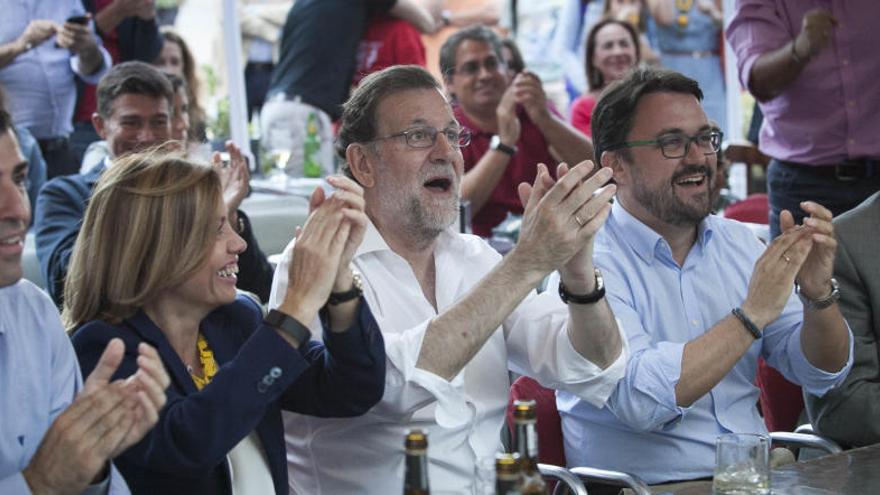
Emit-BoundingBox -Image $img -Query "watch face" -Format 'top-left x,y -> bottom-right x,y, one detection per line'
490,135 -> 500,149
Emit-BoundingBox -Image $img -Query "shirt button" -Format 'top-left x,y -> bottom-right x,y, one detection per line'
691,319 -> 699,326
257,382 -> 269,393
842,59 -> 849,65
270,367 -> 282,378
849,138 -> 856,144
848,101 -> 855,107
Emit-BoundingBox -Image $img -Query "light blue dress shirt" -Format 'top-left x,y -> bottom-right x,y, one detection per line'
0,0 -> 111,139
0,280 -> 128,494
557,201 -> 853,484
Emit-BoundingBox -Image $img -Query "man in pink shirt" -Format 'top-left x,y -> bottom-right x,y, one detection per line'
440,25 -> 593,237
727,0 -> 880,239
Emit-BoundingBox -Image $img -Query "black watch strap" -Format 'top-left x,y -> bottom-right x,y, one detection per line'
265,310 -> 311,348
558,269 -> 606,304
327,271 -> 364,305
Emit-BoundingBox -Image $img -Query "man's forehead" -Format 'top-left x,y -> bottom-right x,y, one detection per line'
376,88 -> 457,130
630,91 -> 708,135
455,39 -> 495,62
109,93 -> 171,118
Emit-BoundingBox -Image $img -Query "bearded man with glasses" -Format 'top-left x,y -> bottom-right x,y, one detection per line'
268,64 -> 627,494
439,25 -> 594,237
555,67 -> 853,492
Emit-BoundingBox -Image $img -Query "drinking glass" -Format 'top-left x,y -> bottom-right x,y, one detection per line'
713,433 -> 770,494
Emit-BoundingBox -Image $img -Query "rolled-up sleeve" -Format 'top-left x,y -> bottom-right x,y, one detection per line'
762,292 -> 853,398
560,264 -> 692,432
726,0 -> 793,92
504,286 -> 628,408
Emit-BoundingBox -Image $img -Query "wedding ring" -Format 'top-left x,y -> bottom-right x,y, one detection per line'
574,215 -> 585,227
783,255 -> 791,263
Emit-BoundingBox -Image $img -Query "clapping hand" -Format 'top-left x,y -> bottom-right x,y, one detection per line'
511,161 -> 615,281
213,141 -> 250,221
23,338 -> 169,494
784,202 -> 837,300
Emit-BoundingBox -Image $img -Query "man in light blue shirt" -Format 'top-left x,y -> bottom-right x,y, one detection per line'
557,67 -> 853,486
0,109 -> 168,494
0,0 -> 111,178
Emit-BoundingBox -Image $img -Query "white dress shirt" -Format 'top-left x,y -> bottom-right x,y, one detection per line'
269,221 -> 628,494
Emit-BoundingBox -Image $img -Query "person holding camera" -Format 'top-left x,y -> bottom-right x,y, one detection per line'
0,1 -> 111,178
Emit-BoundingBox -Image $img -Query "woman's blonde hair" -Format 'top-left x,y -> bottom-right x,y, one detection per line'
63,147 -> 222,331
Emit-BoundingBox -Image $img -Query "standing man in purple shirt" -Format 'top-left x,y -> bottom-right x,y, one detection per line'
727,0 -> 880,239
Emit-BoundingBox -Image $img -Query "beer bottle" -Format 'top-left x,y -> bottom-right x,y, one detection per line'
512,400 -> 548,494
495,452 -> 522,495
403,429 -> 430,495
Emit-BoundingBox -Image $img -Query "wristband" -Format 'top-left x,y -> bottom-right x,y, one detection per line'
731,307 -> 762,340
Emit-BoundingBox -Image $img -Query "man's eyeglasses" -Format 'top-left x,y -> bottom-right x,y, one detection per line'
607,130 -> 723,159
370,126 -> 472,149
450,56 -> 505,77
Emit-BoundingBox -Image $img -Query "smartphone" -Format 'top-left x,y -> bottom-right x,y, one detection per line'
65,15 -> 89,25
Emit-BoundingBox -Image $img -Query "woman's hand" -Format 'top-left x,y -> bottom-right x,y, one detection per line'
279,179 -> 365,324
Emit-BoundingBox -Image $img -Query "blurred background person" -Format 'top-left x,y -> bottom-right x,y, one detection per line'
0,1 -> 112,178
602,0 -> 659,64
154,28 -> 207,144
647,0 -> 725,130
570,19 -> 641,137
239,0 -> 293,118
65,151 -> 386,494
70,0 -> 163,168
261,0 -> 439,178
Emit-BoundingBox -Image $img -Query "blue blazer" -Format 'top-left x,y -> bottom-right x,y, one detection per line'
34,164 -> 275,305
72,295 -> 385,495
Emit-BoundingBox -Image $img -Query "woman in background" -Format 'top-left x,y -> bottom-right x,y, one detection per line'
154,28 -> 207,143
65,150 -> 385,494
570,19 -> 641,137
647,0 -> 725,129
603,0 -> 660,64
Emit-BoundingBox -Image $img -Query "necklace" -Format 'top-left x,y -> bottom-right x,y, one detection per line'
187,333 -> 218,390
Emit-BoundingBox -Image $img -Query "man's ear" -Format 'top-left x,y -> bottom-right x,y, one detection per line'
601,150 -> 627,183
91,113 -> 107,140
345,143 -> 376,188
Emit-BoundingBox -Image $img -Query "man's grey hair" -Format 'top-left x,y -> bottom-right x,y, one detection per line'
336,65 -> 441,181
438,24 -> 505,80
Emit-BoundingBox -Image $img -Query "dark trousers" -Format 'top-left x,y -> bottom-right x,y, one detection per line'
767,159 -> 880,239
37,137 -> 76,180
245,62 -> 274,119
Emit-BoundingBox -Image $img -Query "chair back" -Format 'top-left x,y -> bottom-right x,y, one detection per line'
756,357 -> 804,432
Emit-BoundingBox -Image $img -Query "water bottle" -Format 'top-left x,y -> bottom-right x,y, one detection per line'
303,112 -> 322,178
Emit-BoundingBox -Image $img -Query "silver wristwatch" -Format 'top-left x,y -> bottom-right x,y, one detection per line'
795,278 -> 840,310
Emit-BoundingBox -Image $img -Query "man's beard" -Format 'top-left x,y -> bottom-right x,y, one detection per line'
632,164 -> 715,227
399,191 -> 460,241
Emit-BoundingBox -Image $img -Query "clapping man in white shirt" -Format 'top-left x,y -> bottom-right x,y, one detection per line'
270,65 -> 626,494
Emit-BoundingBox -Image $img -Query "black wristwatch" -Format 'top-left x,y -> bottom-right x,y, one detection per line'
327,271 -> 364,305
490,135 -> 516,156
558,269 -> 605,304
264,310 -> 311,348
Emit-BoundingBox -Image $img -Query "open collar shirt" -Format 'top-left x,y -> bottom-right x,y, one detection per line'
0,280 -> 128,494
0,0 -> 111,139
269,221 -> 628,494
727,0 -> 880,164
556,202 -> 853,483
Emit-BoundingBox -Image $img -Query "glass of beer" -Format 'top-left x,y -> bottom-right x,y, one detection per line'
713,433 -> 770,494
